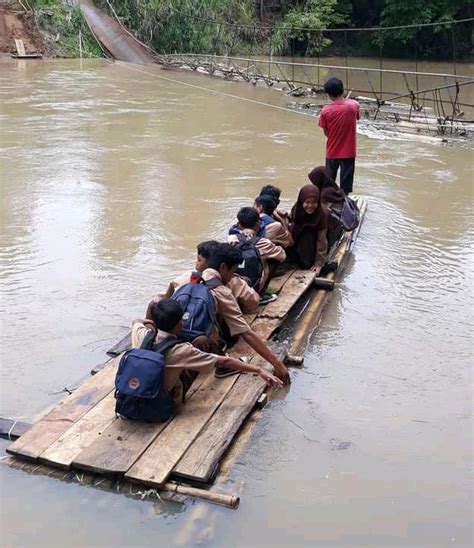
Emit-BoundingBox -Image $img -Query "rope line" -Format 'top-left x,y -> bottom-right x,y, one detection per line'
112,60 -> 317,119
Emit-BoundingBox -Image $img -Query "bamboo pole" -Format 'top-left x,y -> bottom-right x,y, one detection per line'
2,457 -> 239,509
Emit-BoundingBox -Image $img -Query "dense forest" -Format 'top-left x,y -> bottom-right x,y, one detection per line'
31,0 -> 473,59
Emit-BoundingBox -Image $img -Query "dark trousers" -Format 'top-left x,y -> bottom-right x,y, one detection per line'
325,157 -> 355,195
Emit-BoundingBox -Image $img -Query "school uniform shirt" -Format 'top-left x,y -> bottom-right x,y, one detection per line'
263,219 -> 294,248
227,274 -> 260,314
131,323 -> 218,404
318,98 -> 360,159
201,268 -> 251,341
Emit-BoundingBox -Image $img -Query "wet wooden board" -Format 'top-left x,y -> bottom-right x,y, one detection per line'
259,270 -> 316,319
73,415 -> 170,475
172,356 -> 273,483
0,419 -> 31,441
267,268 -> 295,293
7,359 -> 118,461
125,373 -> 240,487
40,392 -> 117,470
72,370 -> 211,475
106,331 -> 132,356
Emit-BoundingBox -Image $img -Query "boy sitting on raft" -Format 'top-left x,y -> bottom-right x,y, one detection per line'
228,207 -> 286,291
132,299 -> 283,405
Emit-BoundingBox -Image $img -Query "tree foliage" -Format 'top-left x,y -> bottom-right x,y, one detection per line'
29,0 -> 473,59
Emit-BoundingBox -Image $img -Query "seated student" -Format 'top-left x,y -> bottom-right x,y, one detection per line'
227,207 -> 286,291
165,240 -> 260,314
201,243 -> 290,382
288,185 -> 329,274
260,184 -> 289,227
254,195 -> 293,248
132,299 -> 283,406
308,166 -> 345,248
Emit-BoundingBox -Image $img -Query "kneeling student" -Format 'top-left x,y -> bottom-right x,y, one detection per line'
228,207 -> 286,291
132,299 -> 283,406
202,243 -> 290,382
254,195 -> 293,248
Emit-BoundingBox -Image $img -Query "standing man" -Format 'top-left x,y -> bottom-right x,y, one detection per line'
319,77 -> 360,195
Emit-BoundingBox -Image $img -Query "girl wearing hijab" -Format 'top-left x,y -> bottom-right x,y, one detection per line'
288,185 -> 328,274
308,166 -> 345,248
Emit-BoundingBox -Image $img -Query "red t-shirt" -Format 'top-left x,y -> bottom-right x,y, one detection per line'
319,98 -> 360,159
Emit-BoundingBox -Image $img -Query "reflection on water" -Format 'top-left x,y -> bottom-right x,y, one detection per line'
0,58 -> 472,547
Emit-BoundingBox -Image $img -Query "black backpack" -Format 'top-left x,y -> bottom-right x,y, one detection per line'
234,234 -> 264,290
114,335 -> 179,422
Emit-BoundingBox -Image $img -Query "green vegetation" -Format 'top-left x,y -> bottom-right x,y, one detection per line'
29,0 -> 103,57
29,0 -> 473,59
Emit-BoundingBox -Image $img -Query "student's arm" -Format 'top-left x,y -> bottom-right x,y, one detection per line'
319,110 -> 328,136
228,275 -> 260,314
241,331 -> 290,385
131,320 -> 156,348
215,355 -> 283,388
212,286 -> 290,384
257,238 -> 286,263
312,228 -> 328,274
265,222 -> 293,248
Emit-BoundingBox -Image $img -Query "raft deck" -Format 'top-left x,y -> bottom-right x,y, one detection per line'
7,198 -> 367,502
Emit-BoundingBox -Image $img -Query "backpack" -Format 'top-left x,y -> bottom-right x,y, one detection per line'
114,336 -> 179,422
172,279 -> 222,343
234,234 -> 264,290
331,196 -> 360,232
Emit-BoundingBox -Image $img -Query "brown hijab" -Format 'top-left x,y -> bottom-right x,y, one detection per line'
308,166 -> 345,206
289,185 -> 328,269
290,184 -> 327,233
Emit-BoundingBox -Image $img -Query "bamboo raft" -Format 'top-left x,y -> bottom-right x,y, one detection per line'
6,197 -> 367,508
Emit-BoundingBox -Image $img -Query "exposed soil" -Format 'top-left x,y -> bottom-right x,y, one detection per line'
0,4 -> 46,55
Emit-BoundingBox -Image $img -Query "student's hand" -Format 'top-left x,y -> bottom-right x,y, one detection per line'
311,265 -> 322,275
273,361 -> 291,385
258,368 -> 284,388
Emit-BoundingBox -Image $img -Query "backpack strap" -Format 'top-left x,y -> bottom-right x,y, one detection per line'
153,335 -> 180,354
204,277 -> 222,290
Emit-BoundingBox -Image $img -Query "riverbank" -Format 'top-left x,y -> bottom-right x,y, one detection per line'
0,1 -> 101,58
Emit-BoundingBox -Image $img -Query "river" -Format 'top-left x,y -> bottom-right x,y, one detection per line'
0,57 -> 472,547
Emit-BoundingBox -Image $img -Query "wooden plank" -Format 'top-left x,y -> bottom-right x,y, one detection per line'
173,356 -> 272,483
15,39 -> 26,57
106,331 -> 132,356
259,270 -> 316,319
73,369 -> 211,475
6,358 -> 118,461
39,392 -> 117,470
0,418 -> 31,441
267,268 -> 295,294
73,415 -> 169,475
125,373 -> 239,487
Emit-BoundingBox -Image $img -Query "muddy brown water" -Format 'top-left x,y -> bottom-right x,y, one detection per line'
0,57 -> 472,547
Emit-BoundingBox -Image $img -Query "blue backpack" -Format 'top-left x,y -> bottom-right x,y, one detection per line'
172,279 -> 221,343
114,336 -> 179,422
